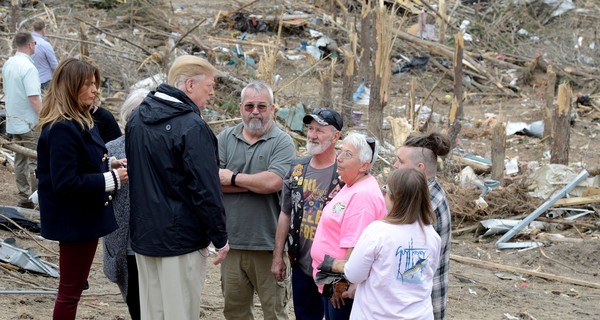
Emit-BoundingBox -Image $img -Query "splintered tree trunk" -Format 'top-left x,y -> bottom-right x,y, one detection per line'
358,8 -> 374,85
79,22 -> 89,58
491,112 -> 506,180
407,78 -> 416,129
341,25 -> 358,128
544,65 -> 556,139
453,31 -> 464,118
319,61 -> 334,108
448,31 -> 464,150
438,0 -> 447,42
367,6 -> 394,141
368,64 -> 384,140
10,0 -> 19,32
551,83 -> 573,164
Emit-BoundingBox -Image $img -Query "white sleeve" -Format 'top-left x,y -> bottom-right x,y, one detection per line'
344,224 -> 378,284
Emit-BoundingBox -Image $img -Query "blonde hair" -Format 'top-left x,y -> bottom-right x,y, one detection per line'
167,55 -> 218,90
38,58 -> 100,130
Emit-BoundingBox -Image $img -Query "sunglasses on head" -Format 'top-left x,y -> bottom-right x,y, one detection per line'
314,108 -> 342,130
365,136 -> 376,163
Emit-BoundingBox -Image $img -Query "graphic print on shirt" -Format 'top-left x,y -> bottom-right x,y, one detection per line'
395,238 -> 430,284
299,178 -> 329,241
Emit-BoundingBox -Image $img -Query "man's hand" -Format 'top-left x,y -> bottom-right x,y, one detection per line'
213,243 -> 229,265
219,168 -> 233,186
271,255 -> 287,281
330,291 -> 346,309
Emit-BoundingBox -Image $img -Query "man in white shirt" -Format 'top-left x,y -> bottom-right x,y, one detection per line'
2,32 -> 42,209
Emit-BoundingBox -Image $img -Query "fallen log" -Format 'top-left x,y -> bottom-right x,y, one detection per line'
450,253 -> 600,289
552,194 -> 600,207
0,137 -> 37,159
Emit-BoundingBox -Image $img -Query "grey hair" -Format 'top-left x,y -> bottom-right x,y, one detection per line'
240,80 -> 273,105
120,89 -> 149,127
343,132 -> 379,172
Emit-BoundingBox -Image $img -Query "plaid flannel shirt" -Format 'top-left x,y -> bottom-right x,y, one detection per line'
429,177 -> 451,320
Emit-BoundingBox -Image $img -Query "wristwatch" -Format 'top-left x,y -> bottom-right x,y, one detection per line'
231,170 -> 240,187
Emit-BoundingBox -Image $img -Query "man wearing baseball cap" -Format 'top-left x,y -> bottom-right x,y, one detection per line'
272,107 -> 345,320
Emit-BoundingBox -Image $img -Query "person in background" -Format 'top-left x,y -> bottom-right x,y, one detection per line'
31,19 -> 59,91
37,57 -> 128,320
218,80 -> 295,320
327,168 -> 441,320
310,132 -> 387,320
272,107 -> 344,320
102,89 -> 149,320
393,131 -> 451,320
126,55 -> 229,320
2,31 -> 42,209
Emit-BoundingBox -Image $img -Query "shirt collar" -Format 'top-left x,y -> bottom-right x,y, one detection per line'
15,51 -> 34,63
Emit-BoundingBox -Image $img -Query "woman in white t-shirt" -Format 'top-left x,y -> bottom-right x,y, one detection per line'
344,168 -> 441,320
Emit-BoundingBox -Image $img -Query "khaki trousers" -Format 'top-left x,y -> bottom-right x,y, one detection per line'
221,249 -> 291,320
136,248 -> 209,320
12,131 -> 38,204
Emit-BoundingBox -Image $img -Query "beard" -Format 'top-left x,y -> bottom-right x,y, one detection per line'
243,115 -> 271,135
307,138 -> 332,155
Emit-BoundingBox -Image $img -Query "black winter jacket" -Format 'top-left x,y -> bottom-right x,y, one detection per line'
125,84 -> 227,257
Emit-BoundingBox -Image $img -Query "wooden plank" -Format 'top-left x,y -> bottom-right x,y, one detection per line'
454,155 -> 491,173
491,111 -> 506,180
552,194 -> 600,207
450,254 -> 600,289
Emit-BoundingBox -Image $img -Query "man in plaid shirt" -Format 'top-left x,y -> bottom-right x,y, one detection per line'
394,131 -> 451,320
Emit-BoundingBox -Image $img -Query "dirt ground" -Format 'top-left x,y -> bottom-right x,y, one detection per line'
2,0 -> 600,319
1,163 -> 599,320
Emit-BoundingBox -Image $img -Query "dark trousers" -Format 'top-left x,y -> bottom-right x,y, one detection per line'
291,265 -> 324,320
323,293 -> 353,320
53,239 -> 98,320
126,254 -> 141,320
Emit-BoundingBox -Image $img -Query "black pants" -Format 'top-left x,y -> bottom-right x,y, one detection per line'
126,254 -> 141,320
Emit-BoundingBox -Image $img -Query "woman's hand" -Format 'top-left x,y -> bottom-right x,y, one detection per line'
116,167 -> 128,183
111,158 -> 127,169
341,283 -> 357,299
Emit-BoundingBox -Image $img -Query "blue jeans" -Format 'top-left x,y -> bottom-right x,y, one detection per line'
323,292 -> 353,320
292,265 -> 324,320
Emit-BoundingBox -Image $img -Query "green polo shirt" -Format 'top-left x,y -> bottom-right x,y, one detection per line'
217,122 -> 295,251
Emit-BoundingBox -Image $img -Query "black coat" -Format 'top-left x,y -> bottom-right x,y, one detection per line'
92,106 -> 122,143
37,120 -> 118,241
125,84 -> 227,257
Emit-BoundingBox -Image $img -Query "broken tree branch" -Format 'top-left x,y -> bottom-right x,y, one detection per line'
450,254 -> 600,289
0,137 -> 37,159
74,17 -> 152,55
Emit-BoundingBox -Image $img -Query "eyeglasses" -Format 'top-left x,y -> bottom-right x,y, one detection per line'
243,103 -> 269,112
337,150 -> 354,160
337,136 -> 377,162
314,108 -> 343,131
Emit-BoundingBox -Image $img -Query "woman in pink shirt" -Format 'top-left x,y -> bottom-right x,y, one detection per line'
311,132 -> 387,320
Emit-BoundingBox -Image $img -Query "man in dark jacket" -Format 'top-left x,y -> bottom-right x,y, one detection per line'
125,55 -> 229,320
